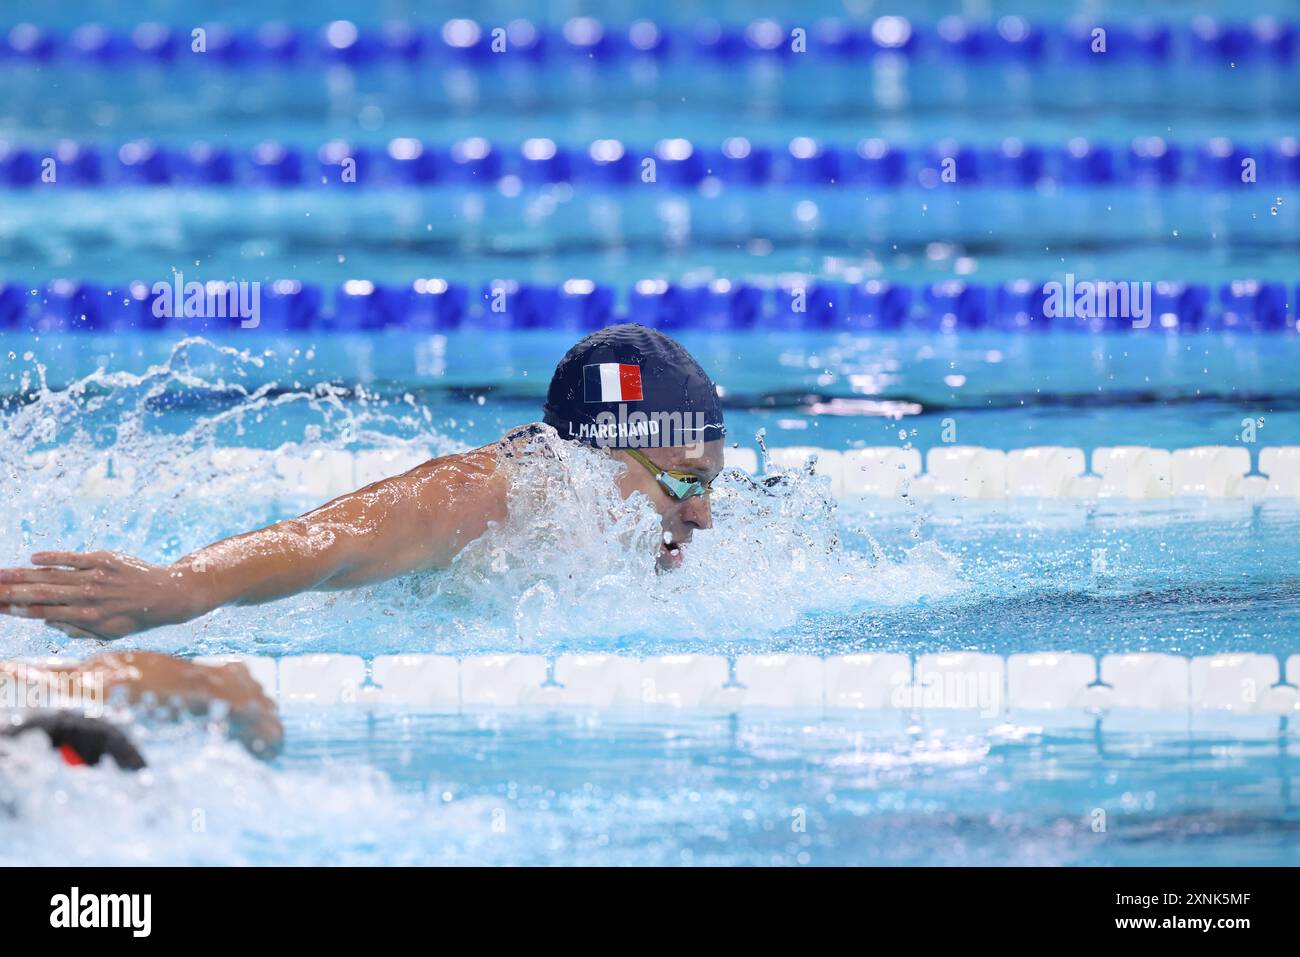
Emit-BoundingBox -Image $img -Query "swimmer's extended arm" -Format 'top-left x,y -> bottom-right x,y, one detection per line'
0,651 -> 282,756
0,446 -> 508,640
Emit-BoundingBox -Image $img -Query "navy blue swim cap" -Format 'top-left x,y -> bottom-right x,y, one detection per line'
543,323 -> 725,449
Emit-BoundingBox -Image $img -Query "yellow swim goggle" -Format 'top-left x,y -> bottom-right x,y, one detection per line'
623,447 -> 713,501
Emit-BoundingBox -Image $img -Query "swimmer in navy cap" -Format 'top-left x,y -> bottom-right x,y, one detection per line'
0,325 -> 726,637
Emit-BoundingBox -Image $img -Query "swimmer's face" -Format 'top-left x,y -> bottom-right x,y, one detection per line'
612,439 -> 725,572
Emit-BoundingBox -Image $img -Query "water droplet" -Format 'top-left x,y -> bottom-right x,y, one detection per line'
1271,207 -> 1279,216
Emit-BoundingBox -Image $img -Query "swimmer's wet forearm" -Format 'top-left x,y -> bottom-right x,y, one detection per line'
0,446 -> 506,636
166,498 -> 427,611
0,515 -> 395,637
175,449 -> 509,600
0,523 -> 363,636
170,518 -> 347,613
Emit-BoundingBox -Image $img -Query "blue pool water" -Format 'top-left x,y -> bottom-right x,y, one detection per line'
2,4 -> 1299,866
3,710 -> 1297,866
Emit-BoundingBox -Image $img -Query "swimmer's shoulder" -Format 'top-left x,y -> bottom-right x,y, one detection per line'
497,422 -> 560,459
398,424 -> 556,492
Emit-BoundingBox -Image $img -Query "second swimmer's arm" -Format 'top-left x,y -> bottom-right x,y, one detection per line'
1,652 -> 284,756
0,447 -> 508,639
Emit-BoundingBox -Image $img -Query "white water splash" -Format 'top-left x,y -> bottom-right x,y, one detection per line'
0,719 -> 493,865
430,426 -> 965,648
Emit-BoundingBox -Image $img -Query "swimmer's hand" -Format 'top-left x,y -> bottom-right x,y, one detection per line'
1,652 -> 283,758
0,551 -> 200,641
86,652 -> 283,758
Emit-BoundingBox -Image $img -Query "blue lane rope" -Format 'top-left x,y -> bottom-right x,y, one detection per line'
2,137 -> 1297,188
1,278 -> 1294,333
2,18 -> 1297,68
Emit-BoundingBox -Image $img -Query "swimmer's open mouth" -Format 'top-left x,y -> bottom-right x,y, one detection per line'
658,539 -> 685,568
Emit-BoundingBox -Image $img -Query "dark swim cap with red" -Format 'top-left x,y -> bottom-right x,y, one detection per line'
4,712 -> 146,771
543,324 -> 725,449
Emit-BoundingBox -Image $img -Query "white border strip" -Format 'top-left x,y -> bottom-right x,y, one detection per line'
49,445 -> 1300,501
174,652 -> 1300,716
752,445 -> 1300,499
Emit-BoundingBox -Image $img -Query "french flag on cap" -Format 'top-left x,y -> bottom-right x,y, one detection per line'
583,363 -> 643,403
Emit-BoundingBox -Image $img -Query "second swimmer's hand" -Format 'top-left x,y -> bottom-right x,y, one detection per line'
84,652 -> 283,757
0,551 -> 203,640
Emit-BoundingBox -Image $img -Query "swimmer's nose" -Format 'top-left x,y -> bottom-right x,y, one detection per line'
681,492 -> 712,531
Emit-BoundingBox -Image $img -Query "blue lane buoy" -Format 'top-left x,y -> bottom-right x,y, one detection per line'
0,283 -> 27,328
440,19 -> 490,62
989,139 -> 1044,187
845,281 -> 911,330
653,140 -> 708,186
68,24 -> 126,62
114,141 -> 172,185
1057,139 -> 1117,185
993,280 -> 1050,332
261,280 -> 322,331
403,279 -> 466,330
6,23 -> 57,61
784,138 -> 842,185
695,280 -> 761,331
247,142 -> 303,186
518,139 -> 572,185
1264,138 -> 1300,183
1198,138 -> 1254,188
40,280 -> 101,330
0,145 -> 41,186
555,280 -> 614,329
628,280 -> 705,330
315,142 -> 374,187
254,22 -> 301,62
769,282 -> 842,329
573,140 -> 637,185
97,281 -> 165,331
331,280 -> 394,330
921,281 -> 989,331
849,140 -> 908,188
1127,137 -> 1181,186
1150,281 -> 1210,331
477,281 -> 558,329
179,142 -> 235,184
709,139 -> 772,186
1216,280 -> 1289,330
129,22 -> 177,61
